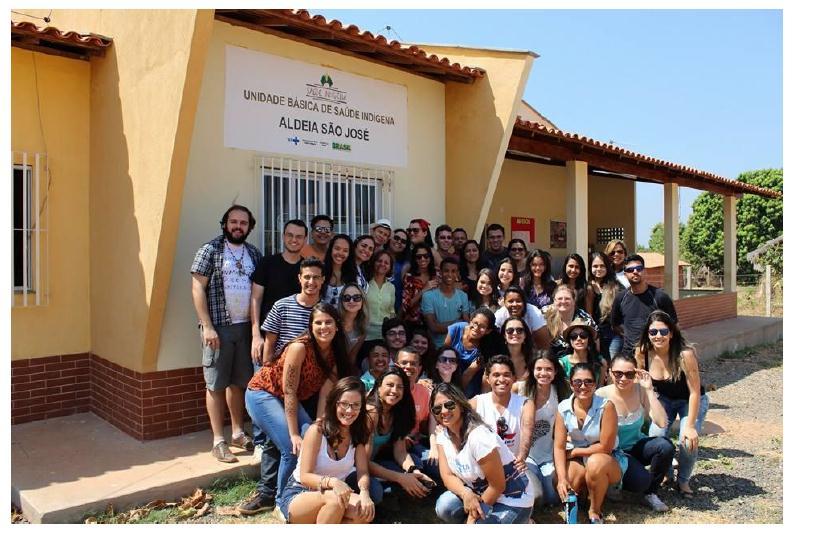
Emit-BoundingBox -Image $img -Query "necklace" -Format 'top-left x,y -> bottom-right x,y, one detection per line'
226,243 -> 247,276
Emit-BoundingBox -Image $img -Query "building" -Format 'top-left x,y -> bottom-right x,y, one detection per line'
11,9 -> 781,440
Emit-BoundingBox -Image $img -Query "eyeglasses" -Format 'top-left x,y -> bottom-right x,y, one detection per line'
510,247 -> 526,253
571,378 -> 596,388
624,265 -> 645,273
341,294 -> 363,303
438,356 -> 457,365
392,236 -> 407,244
569,331 -> 590,341
438,235 -> 452,240
611,370 -> 637,380
398,360 -> 419,367
386,330 -> 407,337
337,400 -> 362,412
431,400 -> 457,416
648,327 -> 671,337
415,253 -> 430,260
408,227 -> 422,234
313,226 -> 332,234
505,327 -> 524,335
469,322 -> 488,332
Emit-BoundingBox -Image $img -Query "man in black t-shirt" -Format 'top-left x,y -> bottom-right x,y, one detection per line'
610,254 -> 678,356
483,223 -> 509,271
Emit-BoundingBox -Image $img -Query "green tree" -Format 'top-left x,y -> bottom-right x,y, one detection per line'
645,222 -> 687,257
681,169 -> 783,275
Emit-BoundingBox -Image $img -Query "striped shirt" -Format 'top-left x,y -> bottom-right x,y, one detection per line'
261,294 -> 314,358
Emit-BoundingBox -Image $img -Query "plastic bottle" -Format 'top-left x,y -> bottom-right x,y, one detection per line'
565,490 -> 578,524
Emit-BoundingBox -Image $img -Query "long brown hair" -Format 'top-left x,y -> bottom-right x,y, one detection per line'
322,377 -> 371,447
636,310 -> 689,382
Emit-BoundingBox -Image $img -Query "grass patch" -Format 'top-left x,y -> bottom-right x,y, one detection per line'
208,474 -> 257,507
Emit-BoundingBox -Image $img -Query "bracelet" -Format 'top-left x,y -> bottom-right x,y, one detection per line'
406,465 -> 421,474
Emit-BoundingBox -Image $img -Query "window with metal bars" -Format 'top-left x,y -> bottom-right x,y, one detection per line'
259,157 -> 393,255
11,152 -> 48,307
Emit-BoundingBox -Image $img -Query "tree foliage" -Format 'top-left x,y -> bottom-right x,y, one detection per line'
681,169 -> 783,276
647,222 -> 687,257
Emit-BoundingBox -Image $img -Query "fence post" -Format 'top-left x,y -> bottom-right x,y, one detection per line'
765,265 -> 772,317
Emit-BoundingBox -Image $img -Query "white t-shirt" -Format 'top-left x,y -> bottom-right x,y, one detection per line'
437,424 -> 533,508
294,432 -> 357,483
616,270 -> 631,289
222,243 -> 254,324
474,392 -> 526,455
495,304 -> 545,332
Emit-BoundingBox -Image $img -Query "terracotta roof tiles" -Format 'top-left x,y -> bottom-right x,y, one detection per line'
11,21 -> 112,59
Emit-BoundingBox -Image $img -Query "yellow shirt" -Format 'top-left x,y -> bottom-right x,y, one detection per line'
365,279 -> 396,339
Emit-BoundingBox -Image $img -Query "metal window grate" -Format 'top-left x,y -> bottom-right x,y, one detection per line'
258,157 -> 393,255
11,151 -> 49,307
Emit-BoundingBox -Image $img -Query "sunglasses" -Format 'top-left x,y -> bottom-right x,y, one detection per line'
510,247 -> 526,252
611,249 -> 626,255
431,400 -> 457,416
408,227 -> 422,234
341,294 -> 363,303
438,355 -> 457,365
313,226 -> 332,234
415,253 -> 430,260
438,235 -> 452,240
571,378 -> 596,388
611,370 -> 636,380
505,327 -> 525,335
648,327 -> 671,337
569,330 -> 590,341
392,236 -> 408,244
624,265 -> 645,273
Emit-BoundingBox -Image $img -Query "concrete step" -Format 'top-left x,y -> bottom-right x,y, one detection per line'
11,412 -> 259,523
683,315 -> 783,362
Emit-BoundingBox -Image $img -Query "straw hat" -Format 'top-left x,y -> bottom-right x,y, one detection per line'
562,318 -> 598,342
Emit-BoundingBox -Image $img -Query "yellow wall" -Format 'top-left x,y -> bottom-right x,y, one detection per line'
488,159 -> 635,265
420,45 -> 536,239
156,20 -> 447,370
11,48 -> 91,359
12,10 -> 214,371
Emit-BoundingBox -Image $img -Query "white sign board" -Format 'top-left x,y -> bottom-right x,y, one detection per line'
224,45 -> 408,167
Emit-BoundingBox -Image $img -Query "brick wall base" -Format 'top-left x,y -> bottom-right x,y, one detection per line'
12,353 -> 211,441
674,291 -> 738,329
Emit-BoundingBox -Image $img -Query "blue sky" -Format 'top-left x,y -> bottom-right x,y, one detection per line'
316,9 -> 782,246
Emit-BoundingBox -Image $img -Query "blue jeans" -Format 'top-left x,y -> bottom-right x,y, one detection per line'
250,362 -> 280,499
607,333 -> 623,359
648,393 -> 709,485
409,443 -> 442,483
622,436 -> 675,494
435,490 -> 532,524
245,389 -> 312,505
524,459 -> 560,505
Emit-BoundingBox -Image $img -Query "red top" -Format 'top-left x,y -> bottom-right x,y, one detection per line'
248,335 -> 335,400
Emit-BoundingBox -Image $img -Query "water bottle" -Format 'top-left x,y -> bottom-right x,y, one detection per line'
564,490 -> 578,524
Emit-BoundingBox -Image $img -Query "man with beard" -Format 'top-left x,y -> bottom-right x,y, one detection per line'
191,204 -> 262,463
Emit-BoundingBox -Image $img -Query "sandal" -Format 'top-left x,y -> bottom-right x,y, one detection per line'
676,482 -> 694,499
588,513 -> 604,524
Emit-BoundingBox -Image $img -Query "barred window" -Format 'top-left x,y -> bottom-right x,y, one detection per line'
12,152 -> 48,307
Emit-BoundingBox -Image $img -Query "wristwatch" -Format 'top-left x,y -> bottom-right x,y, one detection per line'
406,465 -> 421,473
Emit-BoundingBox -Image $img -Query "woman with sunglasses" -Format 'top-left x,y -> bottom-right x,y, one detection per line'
459,240 -> 485,301
321,234 -> 356,308
444,307 -> 496,397
338,284 -> 369,372
387,229 -> 410,315
636,311 -> 708,499
597,354 -> 674,512
517,351 -> 569,506
507,239 -> 528,280
494,286 -> 550,350
365,367 -> 435,502
364,250 -> 395,341
554,363 -> 626,524
501,318 -> 534,390
558,253 -> 589,312
278,377 -> 375,524
435,224 -> 459,262
496,258 -> 518,304
545,285 -> 599,359
604,240 -> 630,289
401,243 -> 439,330
352,235 -> 376,292
432,383 -> 534,524
587,252 -> 624,360
472,268 -> 501,312
558,320 -> 608,386
520,249 -> 557,309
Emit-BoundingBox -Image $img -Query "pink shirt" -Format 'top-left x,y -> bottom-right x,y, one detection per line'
410,382 -> 430,435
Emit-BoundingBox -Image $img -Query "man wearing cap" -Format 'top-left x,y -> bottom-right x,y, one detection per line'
300,215 -> 333,262
370,218 -> 392,250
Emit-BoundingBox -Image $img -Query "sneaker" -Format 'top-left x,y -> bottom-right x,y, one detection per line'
643,493 -> 669,513
253,444 -> 264,461
212,441 -> 238,463
231,433 -> 255,452
237,492 -> 276,516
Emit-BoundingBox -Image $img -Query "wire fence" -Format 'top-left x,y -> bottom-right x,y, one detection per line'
679,267 -> 781,317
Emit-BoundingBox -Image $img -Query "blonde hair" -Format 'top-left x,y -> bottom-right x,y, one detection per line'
546,284 -> 576,339
604,239 -> 627,257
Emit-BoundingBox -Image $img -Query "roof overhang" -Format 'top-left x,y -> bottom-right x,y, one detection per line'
214,9 -> 485,84
510,119 -> 781,199
11,21 -> 112,61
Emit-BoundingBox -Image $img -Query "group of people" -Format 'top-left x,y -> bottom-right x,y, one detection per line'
190,205 -> 708,524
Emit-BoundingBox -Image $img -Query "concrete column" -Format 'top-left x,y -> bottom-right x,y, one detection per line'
724,195 -> 738,292
663,183 -> 680,299
566,160 -> 588,256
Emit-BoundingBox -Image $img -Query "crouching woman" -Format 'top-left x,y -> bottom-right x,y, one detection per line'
432,383 -> 534,524
278,377 -> 375,524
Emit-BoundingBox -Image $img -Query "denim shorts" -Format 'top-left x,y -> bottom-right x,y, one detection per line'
278,476 -> 309,522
